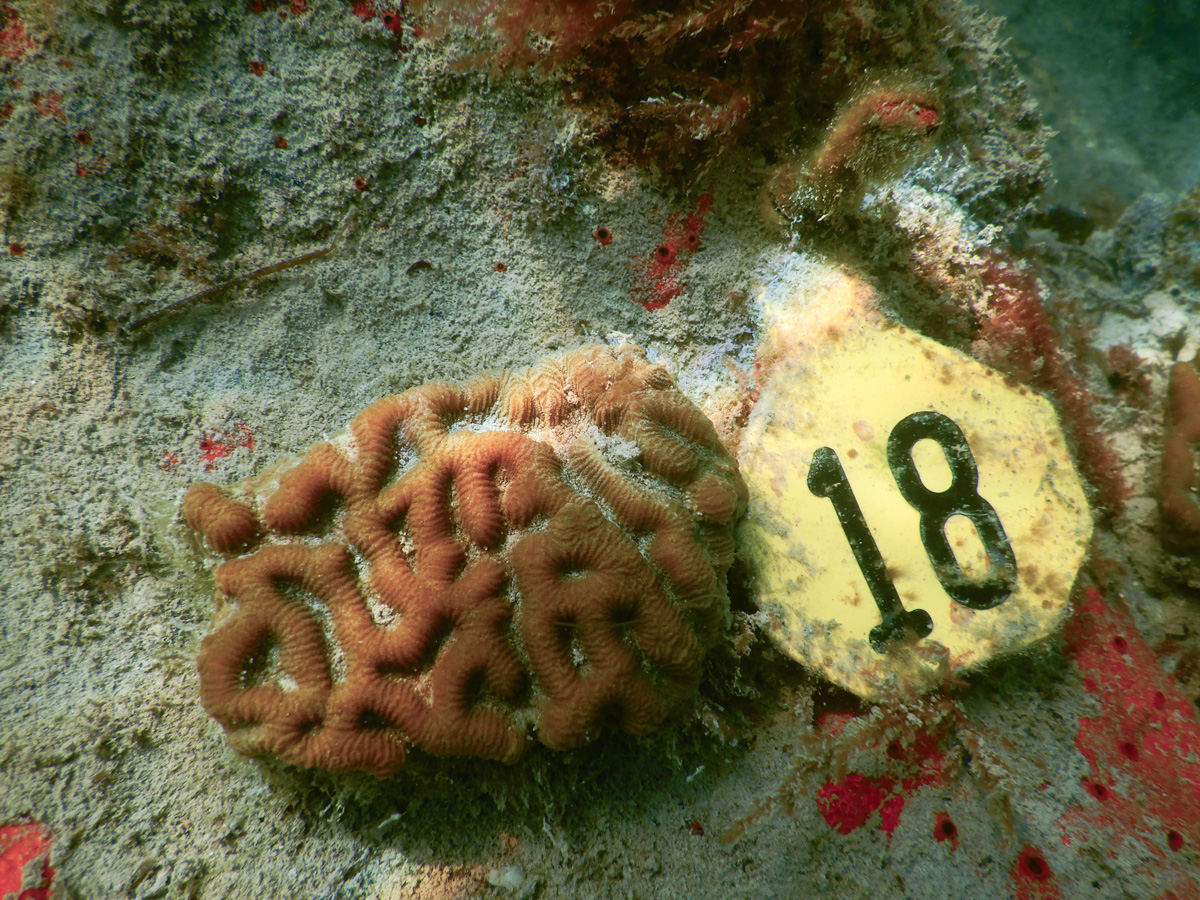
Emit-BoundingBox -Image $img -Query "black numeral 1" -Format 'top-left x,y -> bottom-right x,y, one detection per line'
807,446 -> 934,653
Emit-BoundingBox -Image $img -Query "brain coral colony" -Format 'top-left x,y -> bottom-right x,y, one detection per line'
184,345 -> 747,776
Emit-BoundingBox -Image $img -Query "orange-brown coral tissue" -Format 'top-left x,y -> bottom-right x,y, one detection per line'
1161,358 -> 1200,554
182,344 -> 748,776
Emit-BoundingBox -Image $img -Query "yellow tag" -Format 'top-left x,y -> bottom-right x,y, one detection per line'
738,307 -> 1093,700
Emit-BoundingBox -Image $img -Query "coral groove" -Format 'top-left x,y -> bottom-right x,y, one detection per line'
184,344 -> 746,775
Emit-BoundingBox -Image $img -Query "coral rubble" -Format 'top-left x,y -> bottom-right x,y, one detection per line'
184,344 -> 746,775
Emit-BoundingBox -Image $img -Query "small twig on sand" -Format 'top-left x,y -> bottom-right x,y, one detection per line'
127,247 -> 331,336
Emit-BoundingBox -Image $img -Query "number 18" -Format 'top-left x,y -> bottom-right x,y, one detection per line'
808,411 -> 1017,653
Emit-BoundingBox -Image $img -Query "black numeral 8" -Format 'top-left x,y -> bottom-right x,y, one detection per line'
887,411 -> 1016,611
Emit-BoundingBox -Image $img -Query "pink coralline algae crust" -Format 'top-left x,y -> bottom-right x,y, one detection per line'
0,5 -> 33,63
31,91 -> 65,123
408,0 -> 965,187
813,716 -> 952,840
1012,845 -> 1063,900
630,194 -> 712,311
873,96 -> 940,133
806,587 -> 1200,892
0,821 -> 55,900
1060,587 -> 1200,897
184,345 -> 747,775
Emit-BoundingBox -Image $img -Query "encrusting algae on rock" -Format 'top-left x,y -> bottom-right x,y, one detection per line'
183,344 -> 747,776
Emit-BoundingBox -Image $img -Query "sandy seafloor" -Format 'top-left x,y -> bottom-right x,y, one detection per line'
2,1 -> 1200,897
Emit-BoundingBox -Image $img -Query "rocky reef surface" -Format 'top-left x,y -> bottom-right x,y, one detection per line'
2,2 -> 1199,897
